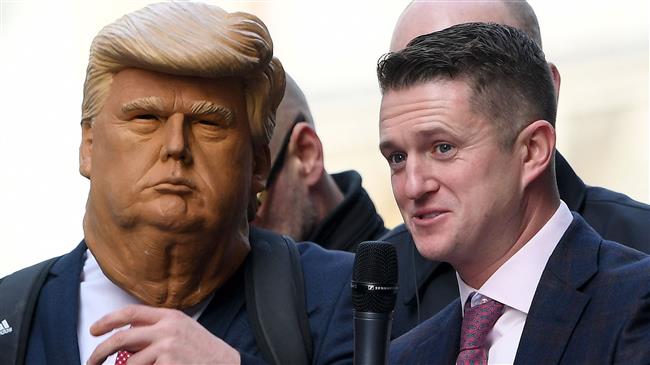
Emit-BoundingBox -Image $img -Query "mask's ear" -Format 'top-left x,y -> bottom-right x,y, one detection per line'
79,120 -> 93,179
251,143 -> 270,195
248,144 -> 270,222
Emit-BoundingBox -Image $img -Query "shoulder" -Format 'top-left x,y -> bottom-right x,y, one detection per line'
596,240 -> 650,283
296,239 -> 354,286
296,242 -> 354,268
575,233 -> 650,306
584,186 -> 650,213
562,216 -> 649,281
580,186 -> 650,251
249,227 -> 354,286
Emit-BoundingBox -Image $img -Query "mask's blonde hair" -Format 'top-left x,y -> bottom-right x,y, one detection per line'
81,2 -> 285,147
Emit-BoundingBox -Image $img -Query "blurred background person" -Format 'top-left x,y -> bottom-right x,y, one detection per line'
253,74 -> 387,251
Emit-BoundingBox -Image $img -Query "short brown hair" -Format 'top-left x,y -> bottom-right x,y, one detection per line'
377,22 -> 556,148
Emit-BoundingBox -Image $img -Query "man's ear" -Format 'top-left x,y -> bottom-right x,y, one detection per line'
516,120 -> 556,189
79,120 -> 93,179
549,62 -> 561,103
251,143 -> 270,195
287,122 -> 324,187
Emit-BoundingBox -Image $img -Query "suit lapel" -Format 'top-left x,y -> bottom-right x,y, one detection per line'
514,215 -> 599,365
39,242 -> 86,364
413,299 -> 462,365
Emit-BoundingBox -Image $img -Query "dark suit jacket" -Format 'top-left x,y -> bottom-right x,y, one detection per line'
385,152 -> 650,337
390,215 -> 650,364
23,228 -> 355,364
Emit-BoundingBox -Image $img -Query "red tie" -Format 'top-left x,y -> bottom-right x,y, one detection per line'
114,350 -> 132,365
456,295 -> 504,365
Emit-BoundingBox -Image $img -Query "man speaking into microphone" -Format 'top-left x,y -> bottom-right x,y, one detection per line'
378,23 -> 650,364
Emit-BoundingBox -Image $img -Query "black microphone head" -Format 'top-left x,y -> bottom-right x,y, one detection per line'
351,241 -> 398,313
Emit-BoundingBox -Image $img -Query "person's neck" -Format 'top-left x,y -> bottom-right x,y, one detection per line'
311,172 -> 344,223
82,207 -> 250,309
457,190 -> 560,289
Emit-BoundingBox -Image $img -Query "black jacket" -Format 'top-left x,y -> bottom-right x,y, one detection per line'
385,151 -> 650,338
307,170 -> 388,252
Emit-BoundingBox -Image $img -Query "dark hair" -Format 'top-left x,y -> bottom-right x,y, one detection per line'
377,22 -> 556,148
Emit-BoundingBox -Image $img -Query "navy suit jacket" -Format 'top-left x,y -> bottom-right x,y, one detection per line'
385,152 -> 650,338
23,228 -> 355,364
390,215 -> 650,364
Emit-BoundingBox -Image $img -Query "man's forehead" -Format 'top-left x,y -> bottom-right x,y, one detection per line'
380,80 -> 473,124
390,0 -> 516,51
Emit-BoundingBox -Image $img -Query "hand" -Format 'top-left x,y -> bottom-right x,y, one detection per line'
87,304 -> 240,365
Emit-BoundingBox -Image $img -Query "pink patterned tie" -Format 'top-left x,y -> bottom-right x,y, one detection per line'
114,350 -> 132,365
456,295 -> 504,365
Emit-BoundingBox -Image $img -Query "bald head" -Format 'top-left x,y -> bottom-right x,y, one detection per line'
271,74 -> 314,160
390,0 -> 541,52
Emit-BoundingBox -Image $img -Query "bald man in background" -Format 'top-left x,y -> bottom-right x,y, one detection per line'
253,74 -> 387,251
384,0 -> 650,338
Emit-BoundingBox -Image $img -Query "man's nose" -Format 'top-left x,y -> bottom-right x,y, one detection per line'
160,113 -> 192,164
403,158 -> 439,201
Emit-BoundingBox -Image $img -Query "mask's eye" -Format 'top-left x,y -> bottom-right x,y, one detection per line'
134,114 -> 158,121
197,119 -> 219,127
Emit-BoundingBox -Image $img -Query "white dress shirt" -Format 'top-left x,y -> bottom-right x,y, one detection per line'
456,200 -> 573,365
77,250 -> 212,365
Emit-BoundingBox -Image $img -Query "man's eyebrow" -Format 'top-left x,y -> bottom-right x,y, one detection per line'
189,101 -> 234,124
121,96 -> 165,114
379,125 -> 455,152
378,139 -> 397,154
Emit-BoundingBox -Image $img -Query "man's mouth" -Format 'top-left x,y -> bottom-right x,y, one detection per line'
412,209 -> 449,223
416,211 -> 442,219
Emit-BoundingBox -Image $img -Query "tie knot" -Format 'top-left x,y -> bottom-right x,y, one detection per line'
459,296 -> 504,352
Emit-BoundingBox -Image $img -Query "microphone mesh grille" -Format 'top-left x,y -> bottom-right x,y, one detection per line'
352,241 -> 398,313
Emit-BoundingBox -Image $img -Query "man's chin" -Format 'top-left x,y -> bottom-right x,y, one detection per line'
411,232 -> 455,263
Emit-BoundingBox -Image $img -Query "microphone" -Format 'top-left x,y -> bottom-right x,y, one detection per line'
351,241 -> 398,365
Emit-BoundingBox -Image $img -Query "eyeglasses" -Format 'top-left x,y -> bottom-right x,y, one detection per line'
256,113 -> 305,206
266,113 -> 306,189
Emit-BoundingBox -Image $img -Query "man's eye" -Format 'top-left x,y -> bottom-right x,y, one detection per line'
435,143 -> 454,154
387,152 -> 407,165
433,143 -> 456,159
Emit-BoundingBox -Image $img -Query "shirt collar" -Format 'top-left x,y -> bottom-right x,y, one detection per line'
457,200 -> 573,315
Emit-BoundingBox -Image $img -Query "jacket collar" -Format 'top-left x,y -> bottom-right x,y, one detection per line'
514,214 -> 599,364
412,299 -> 462,365
39,241 -> 87,364
555,152 -> 587,213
